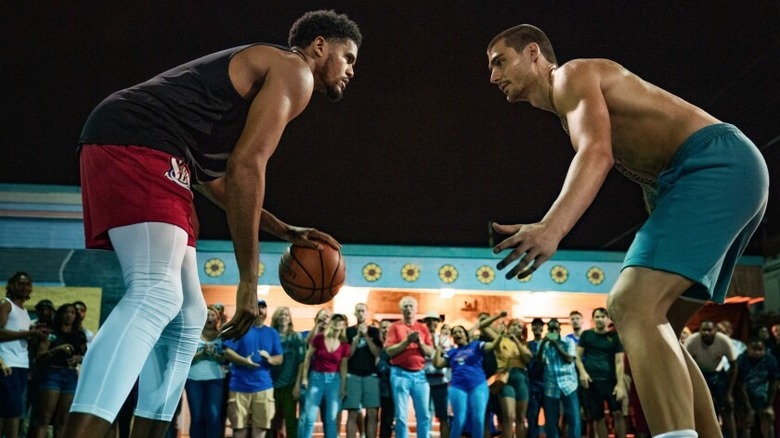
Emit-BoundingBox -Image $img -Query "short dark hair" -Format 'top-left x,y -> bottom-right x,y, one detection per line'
488,24 -> 557,65
592,307 -> 608,318
531,317 -> 545,326
288,10 -> 362,49
548,318 -> 561,328
569,310 -> 582,317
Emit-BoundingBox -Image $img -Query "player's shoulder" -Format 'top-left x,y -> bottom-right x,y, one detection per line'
556,58 -> 629,89
233,44 -> 313,86
559,58 -> 625,74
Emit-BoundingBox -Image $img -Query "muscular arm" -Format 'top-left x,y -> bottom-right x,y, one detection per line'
219,58 -> 313,340
493,67 -> 614,277
541,71 -> 615,240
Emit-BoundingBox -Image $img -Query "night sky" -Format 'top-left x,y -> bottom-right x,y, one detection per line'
3,1 -> 779,254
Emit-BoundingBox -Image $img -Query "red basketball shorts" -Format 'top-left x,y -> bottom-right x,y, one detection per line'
80,144 -> 196,250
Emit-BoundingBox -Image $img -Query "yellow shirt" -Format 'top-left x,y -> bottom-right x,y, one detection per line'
494,337 -> 528,370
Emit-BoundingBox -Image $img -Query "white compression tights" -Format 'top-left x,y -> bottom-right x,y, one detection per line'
70,222 -> 207,422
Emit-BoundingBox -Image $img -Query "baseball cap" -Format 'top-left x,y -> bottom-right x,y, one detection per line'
423,311 -> 440,321
35,299 -> 55,310
257,299 -> 267,308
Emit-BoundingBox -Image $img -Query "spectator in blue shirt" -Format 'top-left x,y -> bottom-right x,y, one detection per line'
433,325 -> 503,438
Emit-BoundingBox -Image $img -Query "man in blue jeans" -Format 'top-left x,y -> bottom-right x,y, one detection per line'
538,318 -> 580,438
384,296 -> 434,438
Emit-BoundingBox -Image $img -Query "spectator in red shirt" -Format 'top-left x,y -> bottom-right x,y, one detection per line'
384,296 -> 434,438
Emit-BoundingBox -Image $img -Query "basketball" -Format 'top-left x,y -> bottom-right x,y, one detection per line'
278,245 -> 346,305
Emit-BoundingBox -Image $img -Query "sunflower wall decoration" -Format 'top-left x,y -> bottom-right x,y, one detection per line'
550,265 -> 569,284
204,258 -> 225,278
362,263 -> 382,282
517,273 -> 533,283
401,263 -> 421,282
476,265 -> 495,284
257,262 -> 265,278
586,266 -> 605,285
439,264 -> 458,284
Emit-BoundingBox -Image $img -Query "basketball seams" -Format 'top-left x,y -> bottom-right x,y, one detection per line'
279,245 -> 346,304
286,247 -> 318,302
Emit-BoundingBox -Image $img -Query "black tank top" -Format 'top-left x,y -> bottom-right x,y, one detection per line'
79,43 -> 291,183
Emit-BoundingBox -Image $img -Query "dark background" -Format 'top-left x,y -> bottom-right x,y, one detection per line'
3,1 -> 779,254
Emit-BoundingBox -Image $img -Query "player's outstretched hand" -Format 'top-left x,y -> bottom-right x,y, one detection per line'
492,221 -> 560,279
220,282 -> 259,340
286,226 -> 341,251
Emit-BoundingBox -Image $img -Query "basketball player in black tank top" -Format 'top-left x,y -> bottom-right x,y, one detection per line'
66,10 -> 362,438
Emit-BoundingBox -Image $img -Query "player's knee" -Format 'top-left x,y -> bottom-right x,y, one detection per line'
126,278 -> 185,324
606,290 -> 629,326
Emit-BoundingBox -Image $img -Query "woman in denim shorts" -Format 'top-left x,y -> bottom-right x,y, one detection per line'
32,303 -> 87,438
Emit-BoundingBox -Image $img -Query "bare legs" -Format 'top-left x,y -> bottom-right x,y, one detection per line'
499,396 -> 528,438
607,267 -> 721,437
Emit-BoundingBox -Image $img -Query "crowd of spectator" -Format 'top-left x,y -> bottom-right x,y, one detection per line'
3,271 -> 780,438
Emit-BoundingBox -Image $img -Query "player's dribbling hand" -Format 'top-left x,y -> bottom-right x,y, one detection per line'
492,222 -> 561,279
220,282 -> 259,340
0,364 -> 11,377
285,226 -> 341,251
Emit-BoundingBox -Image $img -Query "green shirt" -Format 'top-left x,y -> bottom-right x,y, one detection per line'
579,329 -> 623,381
271,331 -> 306,388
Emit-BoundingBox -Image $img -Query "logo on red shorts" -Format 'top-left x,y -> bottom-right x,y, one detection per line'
165,158 -> 191,189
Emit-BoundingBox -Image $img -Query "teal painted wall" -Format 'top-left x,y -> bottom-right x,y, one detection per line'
1,183 -> 766,323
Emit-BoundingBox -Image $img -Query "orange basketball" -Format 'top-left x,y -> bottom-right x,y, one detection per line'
278,245 -> 346,305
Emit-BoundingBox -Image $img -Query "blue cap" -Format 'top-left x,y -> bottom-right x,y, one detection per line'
258,299 -> 267,307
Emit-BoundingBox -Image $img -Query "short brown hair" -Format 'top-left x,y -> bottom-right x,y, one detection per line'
488,24 -> 557,65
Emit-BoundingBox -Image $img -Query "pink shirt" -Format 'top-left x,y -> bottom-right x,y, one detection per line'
311,333 -> 351,373
385,320 -> 432,371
